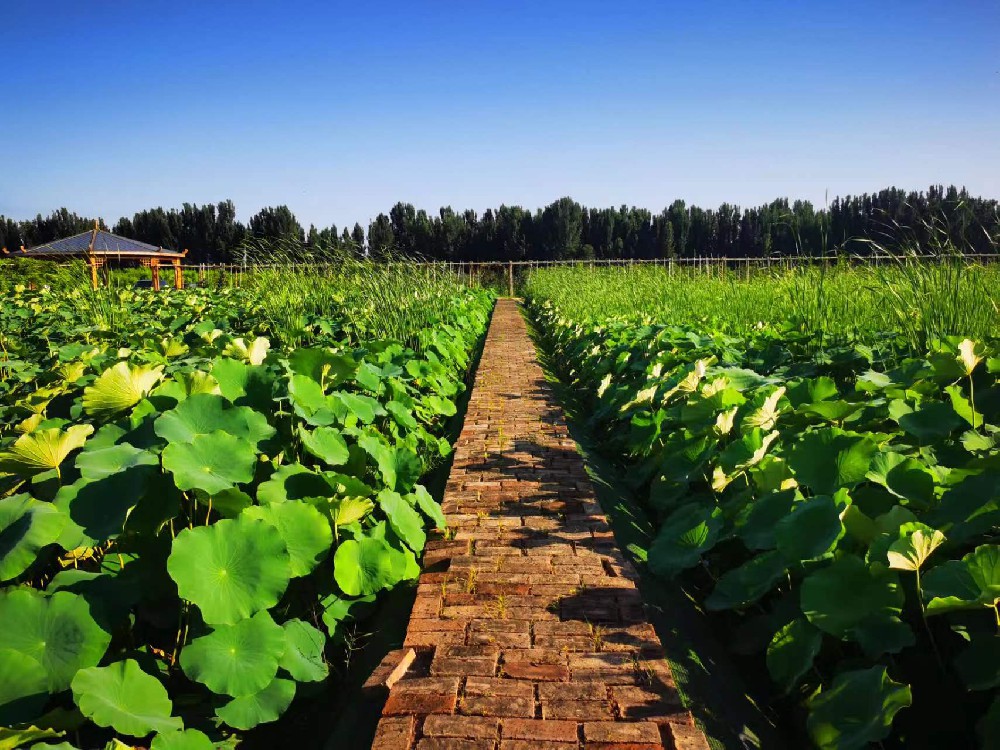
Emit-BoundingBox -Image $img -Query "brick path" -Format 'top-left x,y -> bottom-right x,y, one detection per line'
371,300 -> 709,750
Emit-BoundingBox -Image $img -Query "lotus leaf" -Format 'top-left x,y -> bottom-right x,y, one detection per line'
180,611 -> 285,697
766,618 -> 823,693
333,535 -> 412,596
71,659 -> 181,737
167,517 -> 291,625
257,463 -> 330,504
278,619 -> 328,682
154,394 -> 274,448
149,729 -> 214,750
806,666 -> 911,750
0,649 -> 48,725
214,677 -> 295,730
886,523 -> 945,572
648,503 -> 723,579
0,494 -> 66,581
800,556 -> 904,638
161,431 -> 257,494
787,428 -> 877,494
410,485 -> 447,530
0,425 -> 93,478
0,589 -> 110,693
376,490 -> 426,553
706,551 -> 786,610
242,502 -> 332,577
299,426 -> 349,466
82,362 -> 163,418
923,544 -> 1000,614
775,495 -> 845,562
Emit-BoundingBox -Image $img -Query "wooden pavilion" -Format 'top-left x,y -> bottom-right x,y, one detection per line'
1,221 -> 188,290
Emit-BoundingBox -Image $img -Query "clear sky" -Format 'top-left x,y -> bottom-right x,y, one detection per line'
2,0 -> 998,229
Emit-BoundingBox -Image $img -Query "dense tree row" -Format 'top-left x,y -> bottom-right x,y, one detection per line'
1,185 -> 996,264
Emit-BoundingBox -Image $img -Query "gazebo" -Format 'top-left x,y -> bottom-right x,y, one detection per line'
2,221 -> 188,290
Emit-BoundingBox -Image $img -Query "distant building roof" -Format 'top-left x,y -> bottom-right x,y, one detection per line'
4,227 -> 186,258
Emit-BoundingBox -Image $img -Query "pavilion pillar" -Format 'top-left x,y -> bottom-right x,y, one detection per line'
173,259 -> 183,290
88,255 -> 99,290
150,259 -> 161,291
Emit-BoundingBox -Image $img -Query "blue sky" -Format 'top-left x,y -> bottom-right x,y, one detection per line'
2,0 -> 997,229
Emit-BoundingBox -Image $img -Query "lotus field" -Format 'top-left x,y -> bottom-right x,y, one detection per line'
0,265 -> 493,748
526,263 -> 1000,750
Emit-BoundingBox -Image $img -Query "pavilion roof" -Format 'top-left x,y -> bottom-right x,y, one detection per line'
4,227 -> 186,258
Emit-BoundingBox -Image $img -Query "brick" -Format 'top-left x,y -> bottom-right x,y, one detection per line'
363,648 -> 416,693
461,694 -> 534,717
383,690 -> 457,716
465,677 -> 535,699
584,721 -> 662,743
501,662 -> 569,681
371,715 -> 417,749
423,714 -> 499,739
499,741 -> 576,750
542,699 -> 613,721
501,718 -> 578,742
415,740 -> 494,750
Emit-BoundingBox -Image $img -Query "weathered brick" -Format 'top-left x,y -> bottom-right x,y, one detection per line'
423,714 -> 499,739
501,718 -> 578,742
584,721 -> 662,743
371,715 -> 417,749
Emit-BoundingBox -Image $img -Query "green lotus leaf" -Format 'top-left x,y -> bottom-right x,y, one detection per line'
322,471 -> 375,498
981,696 -> 1000,749
46,567 -> 143,631
195,487 -> 252,518
798,400 -> 864,423
288,374 -> 337,426
210,358 -> 273,408
71,659 -> 181,737
242,502 -> 332,577
806,666 -> 911,750
83,362 -> 163,418
775,495 -> 845,562
76,443 -> 158,479
766,618 -> 823,693
299,426 -> 349,467
257,463 -> 330,504
886,522 -> 945,572
385,400 -> 418,430
786,376 -> 838,407
410,485 -> 447,530
0,589 -> 110,693
333,535 -> 414,596
278,619 -> 328,682
648,503 -> 723,579
180,611 -> 285,697
214,677 -> 295,730
738,489 -> 799,550
357,433 -> 421,492
0,494 -> 66,581
149,728 -> 214,750
923,544 -> 1000,614
787,428 -> 877,494
4,726 -> 66,749
0,425 -> 93,478
801,556 -> 904,638
331,392 -> 385,425
154,394 -> 275,448
706,550 -> 786,610
287,349 -> 357,385
953,634 -> 1000,691
0,648 -> 49,726
849,614 -> 915,657
376,490 -> 426,553
167,516 -> 291,625
866,452 -> 936,507
319,591 -> 376,634
945,383 -> 984,428
162,431 -> 257,495
897,401 -> 963,441
54,460 -> 157,548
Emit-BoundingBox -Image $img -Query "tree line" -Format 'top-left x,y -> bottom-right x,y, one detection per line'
2,185 -> 996,264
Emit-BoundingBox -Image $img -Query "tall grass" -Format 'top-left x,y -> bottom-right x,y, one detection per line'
525,255 -> 1000,349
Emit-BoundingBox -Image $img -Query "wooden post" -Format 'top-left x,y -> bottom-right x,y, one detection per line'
173,259 -> 183,290
508,261 -> 513,297
150,259 -> 161,291
88,255 -> 98,290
